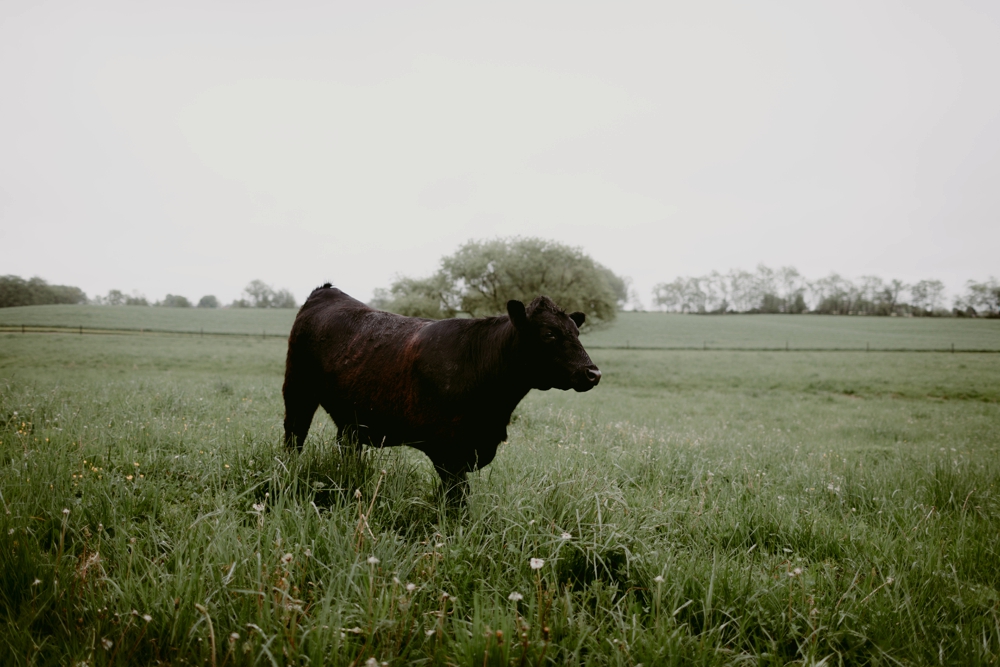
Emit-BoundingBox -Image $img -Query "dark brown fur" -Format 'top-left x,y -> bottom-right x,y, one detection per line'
282,285 -> 601,498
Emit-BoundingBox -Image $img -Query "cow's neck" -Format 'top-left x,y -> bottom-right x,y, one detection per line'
459,317 -> 532,413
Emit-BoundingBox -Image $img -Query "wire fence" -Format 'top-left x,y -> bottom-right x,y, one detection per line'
3,323 -> 998,352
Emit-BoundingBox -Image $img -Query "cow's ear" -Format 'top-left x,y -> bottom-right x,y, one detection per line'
569,311 -> 586,328
507,300 -> 528,329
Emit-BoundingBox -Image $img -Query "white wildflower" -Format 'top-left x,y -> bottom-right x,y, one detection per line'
530,558 -> 545,570
653,575 -> 664,583
560,532 -> 572,540
367,556 -> 379,565
508,592 -> 523,602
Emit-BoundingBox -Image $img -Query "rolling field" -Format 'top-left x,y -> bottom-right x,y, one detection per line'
1,326 -> 999,664
2,304 -> 998,350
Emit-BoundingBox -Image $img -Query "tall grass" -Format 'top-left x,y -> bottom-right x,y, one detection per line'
1,333 -> 998,665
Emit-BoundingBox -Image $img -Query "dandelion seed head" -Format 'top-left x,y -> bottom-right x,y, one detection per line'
530,558 -> 545,570
367,556 -> 379,565
62,508 -> 70,515
143,614 -> 153,622
282,553 -> 293,564
425,629 -> 435,637
406,583 -> 416,592
653,575 -> 664,583
508,592 -> 523,602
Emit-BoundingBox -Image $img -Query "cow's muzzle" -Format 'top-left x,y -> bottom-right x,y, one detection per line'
576,367 -> 601,391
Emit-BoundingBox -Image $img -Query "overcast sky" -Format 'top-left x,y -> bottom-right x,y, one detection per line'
2,1 -> 998,307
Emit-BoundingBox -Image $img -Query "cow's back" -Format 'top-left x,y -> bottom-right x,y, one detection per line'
286,286 -> 431,422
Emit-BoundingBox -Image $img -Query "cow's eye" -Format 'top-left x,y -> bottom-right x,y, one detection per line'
542,330 -> 557,342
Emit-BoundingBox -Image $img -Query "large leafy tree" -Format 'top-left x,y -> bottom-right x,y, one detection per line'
371,237 -> 624,325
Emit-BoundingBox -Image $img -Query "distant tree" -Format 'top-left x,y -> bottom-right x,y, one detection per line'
811,274 -> 859,315
197,295 -> 219,308
957,278 -> 1000,315
373,237 -> 624,325
878,279 -> 907,315
158,294 -> 193,308
909,279 -> 946,314
239,280 -> 297,309
0,275 -> 86,308
651,278 -> 686,312
106,289 -> 127,306
270,289 -> 297,309
91,289 -> 147,306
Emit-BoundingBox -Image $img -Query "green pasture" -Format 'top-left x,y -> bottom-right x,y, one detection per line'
1,330 -> 999,665
2,304 -> 998,350
0,305 -> 296,336
581,311 -> 1000,351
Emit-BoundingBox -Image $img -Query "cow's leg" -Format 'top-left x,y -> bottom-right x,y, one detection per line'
282,377 -> 319,450
433,463 -> 470,504
336,422 -> 365,452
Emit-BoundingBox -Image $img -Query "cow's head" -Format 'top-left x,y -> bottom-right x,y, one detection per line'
508,296 -> 601,392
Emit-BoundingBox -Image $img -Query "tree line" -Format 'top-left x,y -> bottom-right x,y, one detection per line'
0,276 -> 297,310
651,266 -> 999,316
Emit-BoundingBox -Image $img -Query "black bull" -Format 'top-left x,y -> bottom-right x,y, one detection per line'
282,285 -> 601,497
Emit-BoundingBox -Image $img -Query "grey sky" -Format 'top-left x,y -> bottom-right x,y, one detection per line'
2,1 -> 998,307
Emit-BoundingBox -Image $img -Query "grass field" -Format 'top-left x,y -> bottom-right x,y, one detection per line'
1,327 -> 999,665
0,305 -> 297,337
2,304 -> 998,350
